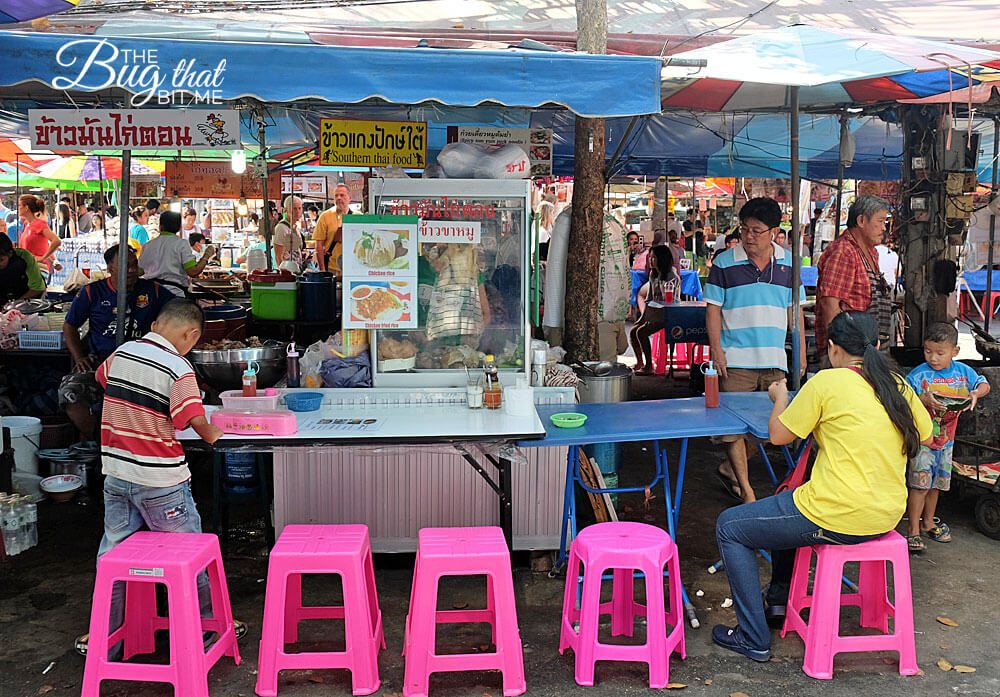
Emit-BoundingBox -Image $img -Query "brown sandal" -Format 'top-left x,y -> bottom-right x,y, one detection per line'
906,535 -> 925,553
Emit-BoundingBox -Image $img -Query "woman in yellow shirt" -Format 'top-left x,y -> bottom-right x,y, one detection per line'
713,310 -> 933,662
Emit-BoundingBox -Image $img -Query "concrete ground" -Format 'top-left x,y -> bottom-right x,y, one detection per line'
2,374 -> 999,697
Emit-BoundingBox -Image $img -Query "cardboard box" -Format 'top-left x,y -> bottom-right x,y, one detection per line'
945,194 -> 974,219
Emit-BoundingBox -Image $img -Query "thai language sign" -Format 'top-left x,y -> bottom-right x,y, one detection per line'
319,119 -> 427,169
165,160 -> 280,199
419,220 -> 481,244
452,126 -> 553,178
29,109 -> 239,150
385,197 -> 497,219
281,176 -> 327,196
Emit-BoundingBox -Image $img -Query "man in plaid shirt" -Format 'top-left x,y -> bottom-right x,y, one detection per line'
816,195 -> 892,367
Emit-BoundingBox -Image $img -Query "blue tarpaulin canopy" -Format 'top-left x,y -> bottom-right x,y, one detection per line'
0,30 -> 662,118
532,111 -> 907,180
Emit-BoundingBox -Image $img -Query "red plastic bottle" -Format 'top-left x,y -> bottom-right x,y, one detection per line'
704,361 -> 719,408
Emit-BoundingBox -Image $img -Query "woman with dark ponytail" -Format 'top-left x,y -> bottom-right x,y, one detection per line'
711,310 -> 933,663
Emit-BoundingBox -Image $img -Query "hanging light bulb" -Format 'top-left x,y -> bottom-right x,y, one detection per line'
231,150 -> 247,174
236,193 -> 248,216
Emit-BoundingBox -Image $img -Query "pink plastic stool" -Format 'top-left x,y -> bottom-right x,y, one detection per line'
403,526 -> 525,697
256,524 -> 384,696
651,330 -> 666,375
559,522 -> 685,688
81,531 -> 241,697
781,530 -> 917,679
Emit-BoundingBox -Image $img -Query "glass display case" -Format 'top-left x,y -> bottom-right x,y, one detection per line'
368,178 -> 531,387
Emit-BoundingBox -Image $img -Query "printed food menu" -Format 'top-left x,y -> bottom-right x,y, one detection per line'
342,215 -> 418,329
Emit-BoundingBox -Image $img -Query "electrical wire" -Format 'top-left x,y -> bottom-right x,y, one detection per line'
659,0 -> 783,58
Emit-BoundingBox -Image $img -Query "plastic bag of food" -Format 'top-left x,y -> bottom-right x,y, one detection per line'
301,339 -> 333,388
320,351 -> 372,388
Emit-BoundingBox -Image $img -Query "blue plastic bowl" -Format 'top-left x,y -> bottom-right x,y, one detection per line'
283,392 -> 324,412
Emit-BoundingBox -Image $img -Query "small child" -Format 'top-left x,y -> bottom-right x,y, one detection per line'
76,299 -> 232,657
904,323 -> 990,552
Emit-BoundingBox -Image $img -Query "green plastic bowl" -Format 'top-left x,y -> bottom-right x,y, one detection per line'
551,412 -> 588,428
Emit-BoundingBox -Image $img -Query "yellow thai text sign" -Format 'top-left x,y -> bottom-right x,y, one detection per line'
319,119 -> 427,169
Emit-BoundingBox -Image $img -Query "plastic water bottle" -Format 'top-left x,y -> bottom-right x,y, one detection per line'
12,496 -> 29,552
23,496 -> 37,549
1,496 -> 22,556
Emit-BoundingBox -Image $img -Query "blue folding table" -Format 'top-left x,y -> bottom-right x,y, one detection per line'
518,398 -> 748,627
718,390 -> 804,484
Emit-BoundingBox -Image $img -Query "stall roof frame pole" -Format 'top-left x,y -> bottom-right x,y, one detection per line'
985,115 -> 998,336
834,113 -> 847,239
259,117 -> 273,272
116,149 -> 132,347
790,86 -> 802,390
98,158 -> 106,245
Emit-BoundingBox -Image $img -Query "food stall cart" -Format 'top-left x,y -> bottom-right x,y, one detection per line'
182,178 -> 575,552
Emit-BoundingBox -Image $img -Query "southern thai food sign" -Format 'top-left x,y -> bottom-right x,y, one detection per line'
319,119 -> 427,169
28,109 -> 239,150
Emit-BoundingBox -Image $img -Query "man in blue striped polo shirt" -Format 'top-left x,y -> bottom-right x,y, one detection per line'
705,197 -> 806,503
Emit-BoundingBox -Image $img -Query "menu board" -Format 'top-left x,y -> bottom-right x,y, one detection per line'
454,126 -> 553,178
299,416 -> 383,433
281,176 -> 328,195
342,215 -> 418,329
341,215 -> 417,278
210,199 -> 235,244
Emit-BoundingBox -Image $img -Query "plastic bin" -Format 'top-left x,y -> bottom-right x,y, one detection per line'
7,416 -> 42,474
251,281 -> 297,320
299,272 -> 336,321
203,304 -> 247,340
18,331 -> 67,350
219,389 -> 281,411
283,392 -> 323,412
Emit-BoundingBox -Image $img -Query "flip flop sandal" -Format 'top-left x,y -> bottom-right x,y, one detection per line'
75,633 -> 88,656
906,535 -> 926,553
714,467 -> 742,501
634,368 -> 655,376
924,523 -> 952,542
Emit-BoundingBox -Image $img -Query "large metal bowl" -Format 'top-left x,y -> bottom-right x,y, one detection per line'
189,344 -> 286,391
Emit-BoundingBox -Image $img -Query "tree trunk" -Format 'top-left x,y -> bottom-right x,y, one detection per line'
565,118 -> 606,361
564,0 -> 608,363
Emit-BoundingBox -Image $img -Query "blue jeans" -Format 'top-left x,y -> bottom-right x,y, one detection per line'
715,490 -> 881,651
99,476 -> 212,657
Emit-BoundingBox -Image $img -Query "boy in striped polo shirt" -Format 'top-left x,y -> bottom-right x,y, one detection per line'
77,299 -> 228,658
705,197 -> 806,504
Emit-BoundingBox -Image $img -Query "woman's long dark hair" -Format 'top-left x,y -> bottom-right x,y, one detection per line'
649,244 -> 674,282
828,310 -> 920,458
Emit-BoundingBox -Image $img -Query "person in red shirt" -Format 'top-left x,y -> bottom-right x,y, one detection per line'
18,194 -> 61,269
815,195 -> 892,368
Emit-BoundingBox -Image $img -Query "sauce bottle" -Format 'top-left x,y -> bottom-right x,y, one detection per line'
286,342 -> 301,388
483,354 -> 502,410
704,360 -> 719,408
242,361 -> 258,397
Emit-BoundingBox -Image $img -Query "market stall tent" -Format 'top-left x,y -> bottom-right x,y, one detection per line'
0,30 -> 662,118
535,111 -> 906,180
